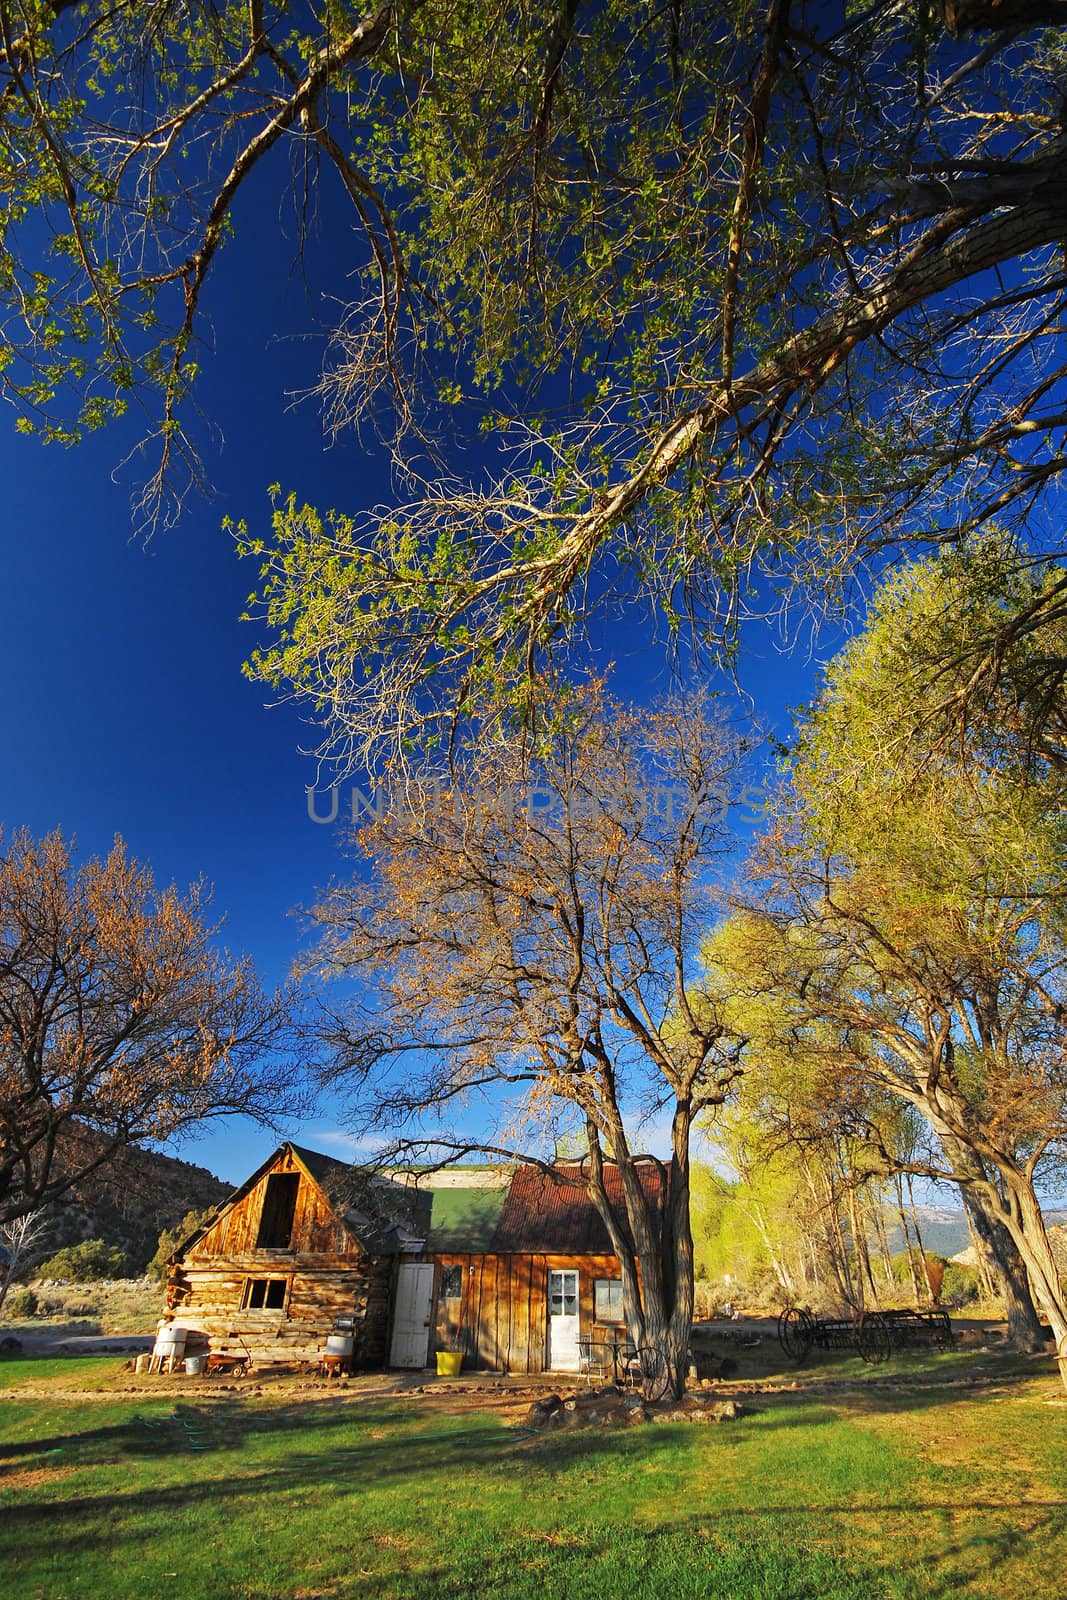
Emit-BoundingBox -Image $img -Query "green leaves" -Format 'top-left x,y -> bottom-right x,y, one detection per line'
790,538 -> 1067,936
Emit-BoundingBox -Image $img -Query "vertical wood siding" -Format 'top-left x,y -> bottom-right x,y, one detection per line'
429,1252 -> 622,1372
190,1149 -> 362,1260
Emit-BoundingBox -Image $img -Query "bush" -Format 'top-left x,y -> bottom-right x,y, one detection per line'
147,1207 -> 219,1281
38,1239 -> 130,1283
940,1260 -> 980,1309
6,1287 -> 37,1318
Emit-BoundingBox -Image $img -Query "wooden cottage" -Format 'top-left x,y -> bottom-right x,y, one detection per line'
406,1159 -> 668,1375
164,1142 -> 428,1367
164,1145 -> 666,1375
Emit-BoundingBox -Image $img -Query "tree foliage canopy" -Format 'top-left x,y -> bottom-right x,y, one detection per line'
5,2 -> 1067,760
0,828 -> 302,1224
726,544 -> 1067,1376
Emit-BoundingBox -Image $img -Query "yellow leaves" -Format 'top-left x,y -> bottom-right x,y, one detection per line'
0,826 -> 297,1217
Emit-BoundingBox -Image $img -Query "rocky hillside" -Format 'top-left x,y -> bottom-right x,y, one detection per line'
36,1134 -> 233,1274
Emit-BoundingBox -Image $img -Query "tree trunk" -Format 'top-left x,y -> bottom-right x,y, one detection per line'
963,1201 -> 997,1298
846,1183 -> 867,1310
802,1162 -> 847,1303
804,1232 -> 820,1291
894,1175 -> 924,1301
939,1135 -> 1046,1351
922,1108 -> 1067,1388
823,1169 -> 857,1309
904,1174 -> 934,1305
871,1197 -> 897,1294
587,1110 -> 694,1401
850,1185 -> 880,1308
991,1172 -> 1067,1387
961,1182 -> 1045,1351
663,1100 -> 697,1399
748,1197 -> 797,1297
585,1127 -> 649,1346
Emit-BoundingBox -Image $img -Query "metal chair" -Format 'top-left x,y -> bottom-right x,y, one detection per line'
577,1338 -> 611,1385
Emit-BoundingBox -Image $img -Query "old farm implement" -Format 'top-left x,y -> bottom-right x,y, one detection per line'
777,1306 -> 953,1365
204,1332 -> 255,1377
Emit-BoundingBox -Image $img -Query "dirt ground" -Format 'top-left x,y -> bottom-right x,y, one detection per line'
0,1312 -> 1031,1413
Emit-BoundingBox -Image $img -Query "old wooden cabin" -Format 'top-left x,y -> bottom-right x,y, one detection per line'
165,1146 -> 666,1375
164,1142 -> 427,1367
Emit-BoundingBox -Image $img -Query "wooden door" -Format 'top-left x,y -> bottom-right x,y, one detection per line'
547,1269 -> 580,1371
390,1263 -> 435,1367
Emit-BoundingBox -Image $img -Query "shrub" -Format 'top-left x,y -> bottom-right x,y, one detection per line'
147,1207 -> 219,1281
38,1239 -> 130,1283
693,1282 -> 719,1320
940,1260 -> 980,1309
7,1287 -> 37,1318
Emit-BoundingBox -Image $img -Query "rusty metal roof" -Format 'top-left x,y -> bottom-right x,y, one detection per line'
489,1160 -> 668,1254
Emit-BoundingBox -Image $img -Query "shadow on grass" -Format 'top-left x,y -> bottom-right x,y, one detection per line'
1,1377 -> 1063,1600
0,1355 -> 1047,1471
0,1400 -> 253,1468
3,1439 -> 1062,1600
403,1502 -> 1067,1600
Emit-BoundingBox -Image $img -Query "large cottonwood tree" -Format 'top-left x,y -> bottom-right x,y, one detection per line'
238,0 -> 1067,764
726,545 -> 1067,1381
5,3 -> 1067,759
309,696 -> 746,1396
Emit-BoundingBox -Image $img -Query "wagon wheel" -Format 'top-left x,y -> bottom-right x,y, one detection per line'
630,1346 -> 672,1403
776,1307 -> 814,1363
855,1313 -> 892,1365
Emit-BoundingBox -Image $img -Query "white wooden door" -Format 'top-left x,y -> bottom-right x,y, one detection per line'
390,1263 -> 435,1367
547,1269 -> 580,1371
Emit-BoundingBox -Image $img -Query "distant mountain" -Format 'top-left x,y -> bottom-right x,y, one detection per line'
885,1204 -> 1067,1261
38,1134 -> 233,1273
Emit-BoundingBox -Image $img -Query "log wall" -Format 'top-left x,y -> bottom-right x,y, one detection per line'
164,1150 -> 394,1366
166,1252 -> 394,1366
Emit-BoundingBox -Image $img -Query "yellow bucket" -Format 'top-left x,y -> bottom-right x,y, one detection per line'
436,1351 -> 463,1377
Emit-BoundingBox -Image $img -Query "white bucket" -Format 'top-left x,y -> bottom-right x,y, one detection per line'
326,1334 -> 354,1357
184,1355 -> 207,1376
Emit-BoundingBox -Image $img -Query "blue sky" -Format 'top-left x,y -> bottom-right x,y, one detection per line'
0,174 -> 834,1188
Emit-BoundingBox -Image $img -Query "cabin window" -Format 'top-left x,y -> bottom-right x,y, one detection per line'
256,1172 -> 300,1248
243,1277 -> 289,1310
548,1269 -> 579,1319
439,1265 -> 463,1300
594,1278 -> 625,1324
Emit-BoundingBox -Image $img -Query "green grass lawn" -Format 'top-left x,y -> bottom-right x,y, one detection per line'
0,1351 -> 1064,1600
